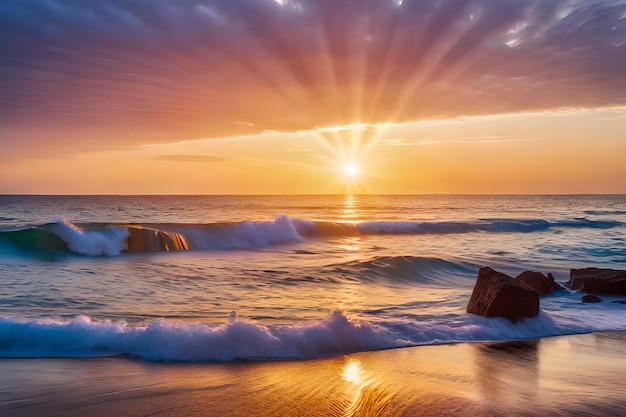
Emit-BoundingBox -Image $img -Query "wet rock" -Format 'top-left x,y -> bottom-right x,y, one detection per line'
126,227 -> 189,252
467,267 -> 540,324
516,271 -> 561,295
567,268 -> 626,295
582,294 -> 603,303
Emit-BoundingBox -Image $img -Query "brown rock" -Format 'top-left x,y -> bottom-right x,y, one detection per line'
567,268 -> 626,295
581,294 -> 603,303
516,271 -> 561,295
467,267 -> 540,324
125,226 -> 189,252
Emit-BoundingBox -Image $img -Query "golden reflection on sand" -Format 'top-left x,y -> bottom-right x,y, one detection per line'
3,333 -> 626,416
342,358 -> 364,385
472,340 -> 540,410
341,357 -> 398,417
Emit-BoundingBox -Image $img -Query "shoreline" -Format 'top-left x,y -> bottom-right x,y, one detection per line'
2,331 -> 626,416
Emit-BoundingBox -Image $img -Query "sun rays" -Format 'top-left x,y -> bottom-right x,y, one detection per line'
3,1 -> 625,194
303,121 -> 393,194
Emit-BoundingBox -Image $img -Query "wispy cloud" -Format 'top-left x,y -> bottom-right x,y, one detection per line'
448,136 -> 543,144
153,155 -> 228,163
374,138 -> 432,146
376,135 -> 541,146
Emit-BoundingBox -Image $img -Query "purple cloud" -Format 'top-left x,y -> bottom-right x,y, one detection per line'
1,0 -> 624,157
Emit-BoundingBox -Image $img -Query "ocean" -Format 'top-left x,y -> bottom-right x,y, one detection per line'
0,194 -> 625,362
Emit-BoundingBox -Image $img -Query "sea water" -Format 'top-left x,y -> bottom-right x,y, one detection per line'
0,195 -> 624,361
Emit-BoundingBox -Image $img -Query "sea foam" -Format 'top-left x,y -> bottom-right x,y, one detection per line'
178,214 -> 303,251
2,304 -> 626,362
46,220 -> 129,256
0,311 -> 398,361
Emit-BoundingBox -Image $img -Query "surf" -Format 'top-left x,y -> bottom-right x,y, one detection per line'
0,214 -> 623,257
2,299 -> 626,362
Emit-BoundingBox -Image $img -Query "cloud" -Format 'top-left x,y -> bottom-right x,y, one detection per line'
445,136 -> 542,144
376,135 -> 540,147
153,154 -> 228,163
1,0 -> 625,157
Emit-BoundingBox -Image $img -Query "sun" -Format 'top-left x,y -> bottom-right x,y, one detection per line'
342,162 -> 360,179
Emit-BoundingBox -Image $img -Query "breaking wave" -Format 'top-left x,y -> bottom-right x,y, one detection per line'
0,311 -> 399,361
2,304 -> 626,362
0,215 -> 622,256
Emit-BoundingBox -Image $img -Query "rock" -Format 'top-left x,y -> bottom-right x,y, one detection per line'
567,268 -> 626,295
611,300 -> 626,305
581,294 -> 603,303
516,271 -> 561,295
126,226 -> 189,252
467,267 -> 540,324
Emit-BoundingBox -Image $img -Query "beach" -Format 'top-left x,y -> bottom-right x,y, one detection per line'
3,0 -> 626,414
2,331 -> 626,417
1,194 -> 625,416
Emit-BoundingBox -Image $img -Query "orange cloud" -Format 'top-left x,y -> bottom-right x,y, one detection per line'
1,0 -> 625,160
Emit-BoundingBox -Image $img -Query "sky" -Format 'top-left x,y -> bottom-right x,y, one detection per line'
1,0 -> 625,194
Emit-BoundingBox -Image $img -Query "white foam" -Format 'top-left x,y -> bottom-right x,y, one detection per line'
2,305 -> 626,361
47,220 -> 128,256
177,214 -> 304,250
0,311 -> 399,361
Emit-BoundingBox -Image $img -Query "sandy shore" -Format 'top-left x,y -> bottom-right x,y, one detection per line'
2,331 -> 626,417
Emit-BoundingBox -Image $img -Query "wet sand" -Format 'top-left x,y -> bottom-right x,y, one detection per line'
2,331 -> 625,417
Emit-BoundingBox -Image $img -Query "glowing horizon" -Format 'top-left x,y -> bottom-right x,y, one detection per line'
1,0 -> 625,194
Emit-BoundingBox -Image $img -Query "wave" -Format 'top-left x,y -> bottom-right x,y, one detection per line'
0,311 -> 398,361
583,210 -> 626,216
2,303 -> 626,362
0,216 -> 302,256
0,221 -> 130,256
0,215 -> 622,257
553,218 -> 623,229
329,255 -> 477,286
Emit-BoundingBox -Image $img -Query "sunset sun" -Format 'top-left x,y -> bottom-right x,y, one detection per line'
342,162 -> 360,179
